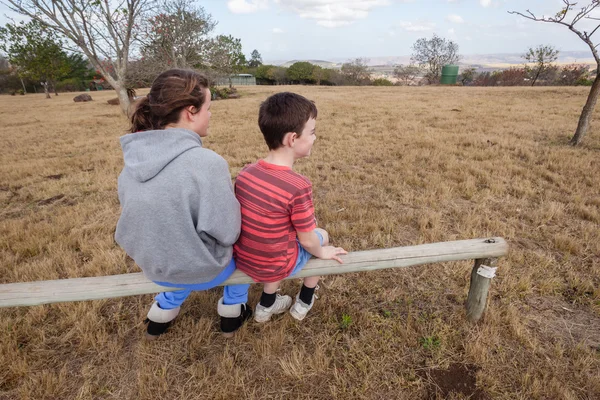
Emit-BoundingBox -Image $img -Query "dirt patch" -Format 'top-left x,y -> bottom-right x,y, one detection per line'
37,194 -> 65,205
45,174 -> 64,180
418,363 -> 488,400
524,295 -> 600,350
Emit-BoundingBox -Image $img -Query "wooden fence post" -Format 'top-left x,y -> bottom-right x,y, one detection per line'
466,257 -> 498,323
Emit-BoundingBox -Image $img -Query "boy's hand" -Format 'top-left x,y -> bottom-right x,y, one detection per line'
318,246 -> 348,264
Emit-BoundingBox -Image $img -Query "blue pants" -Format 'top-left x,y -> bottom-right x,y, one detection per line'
153,258 -> 249,310
223,231 -> 325,302
155,231 -> 323,310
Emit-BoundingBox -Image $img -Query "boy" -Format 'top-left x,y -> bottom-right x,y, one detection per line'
232,92 -> 347,323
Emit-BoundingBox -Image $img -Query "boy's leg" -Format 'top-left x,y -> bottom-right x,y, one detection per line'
254,281 -> 292,323
219,284 -> 252,337
290,229 -> 328,321
314,228 -> 329,246
145,289 -> 192,339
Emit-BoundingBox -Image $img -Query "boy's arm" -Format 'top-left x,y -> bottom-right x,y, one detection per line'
297,230 -> 347,264
291,183 -> 347,264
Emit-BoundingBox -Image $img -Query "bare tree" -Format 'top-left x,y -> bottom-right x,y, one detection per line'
510,1 -> 600,145
2,0 -> 155,115
411,34 -> 460,84
140,0 -> 215,70
393,64 -> 421,86
523,45 -> 559,86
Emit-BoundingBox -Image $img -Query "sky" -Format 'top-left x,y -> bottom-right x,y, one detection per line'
0,0 -> 597,63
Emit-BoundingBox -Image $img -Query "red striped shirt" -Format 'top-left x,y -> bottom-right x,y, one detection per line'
233,160 -> 316,282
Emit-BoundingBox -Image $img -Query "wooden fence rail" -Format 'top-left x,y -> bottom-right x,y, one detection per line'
0,237 -> 508,322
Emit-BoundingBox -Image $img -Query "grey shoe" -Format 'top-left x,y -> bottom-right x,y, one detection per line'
254,294 -> 292,323
290,285 -> 319,321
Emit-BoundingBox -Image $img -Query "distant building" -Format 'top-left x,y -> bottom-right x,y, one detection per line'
216,74 -> 256,86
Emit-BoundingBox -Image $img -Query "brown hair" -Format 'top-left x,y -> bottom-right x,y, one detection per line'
129,69 -> 209,133
258,92 -> 318,150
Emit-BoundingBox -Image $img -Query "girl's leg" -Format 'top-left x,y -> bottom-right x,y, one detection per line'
223,284 -> 250,305
219,284 -> 252,337
146,289 -> 192,339
155,289 -> 192,309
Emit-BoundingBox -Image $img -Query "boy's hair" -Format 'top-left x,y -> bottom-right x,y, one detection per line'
129,69 -> 209,133
258,92 -> 318,150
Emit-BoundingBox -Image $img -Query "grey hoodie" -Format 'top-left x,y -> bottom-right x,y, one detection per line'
115,128 -> 241,284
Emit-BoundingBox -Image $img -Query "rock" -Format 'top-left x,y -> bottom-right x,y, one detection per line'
73,94 -> 92,102
107,98 -> 120,105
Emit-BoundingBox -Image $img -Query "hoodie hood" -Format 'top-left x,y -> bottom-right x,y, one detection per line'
119,128 -> 202,182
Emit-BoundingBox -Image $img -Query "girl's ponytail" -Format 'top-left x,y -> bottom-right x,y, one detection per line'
129,96 -> 154,133
127,69 -> 209,133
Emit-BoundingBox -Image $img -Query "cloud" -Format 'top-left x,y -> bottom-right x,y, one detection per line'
446,14 -> 464,24
274,0 -> 394,28
397,20 -> 436,32
448,28 -> 455,35
227,0 -> 268,14
272,27 -> 284,33
480,0 -> 492,7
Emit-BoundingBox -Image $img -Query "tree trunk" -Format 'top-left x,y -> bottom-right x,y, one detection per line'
531,68 -> 541,86
20,77 -> 27,94
116,86 -> 132,116
42,81 -> 51,99
570,70 -> 600,145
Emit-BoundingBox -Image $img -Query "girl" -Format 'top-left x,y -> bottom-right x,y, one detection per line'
115,69 -> 251,338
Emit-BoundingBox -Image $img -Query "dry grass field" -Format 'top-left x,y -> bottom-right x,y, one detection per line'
1,85 -> 599,399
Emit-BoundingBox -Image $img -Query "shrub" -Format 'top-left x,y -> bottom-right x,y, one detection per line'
211,86 -> 238,100
372,78 -> 394,86
55,78 -> 87,92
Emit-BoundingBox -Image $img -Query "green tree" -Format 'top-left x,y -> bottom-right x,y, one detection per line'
341,58 -> 371,85
311,65 -> 328,85
411,34 -> 460,84
458,67 -> 476,85
248,49 -> 263,68
510,2 -> 600,145
206,35 -> 246,88
58,53 -> 96,91
523,45 -> 559,86
0,20 -> 70,98
255,64 -> 275,84
287,61 -> 315,84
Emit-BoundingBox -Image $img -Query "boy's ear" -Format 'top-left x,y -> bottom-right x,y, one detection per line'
283,131 -> 297,147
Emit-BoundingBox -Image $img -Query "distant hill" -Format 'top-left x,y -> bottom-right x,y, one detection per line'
277,59 -> 340,68
265,51 -> 596,71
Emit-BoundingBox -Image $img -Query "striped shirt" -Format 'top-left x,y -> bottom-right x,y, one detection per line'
233,160 -> 316,282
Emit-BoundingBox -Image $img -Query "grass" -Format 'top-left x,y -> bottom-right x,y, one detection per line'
1,85 -> 599,399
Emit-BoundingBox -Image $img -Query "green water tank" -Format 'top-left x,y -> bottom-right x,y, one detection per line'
440,65 -> 459,85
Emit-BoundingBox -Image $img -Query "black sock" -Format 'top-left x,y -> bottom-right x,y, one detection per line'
299,284 -> 315,305
260,292 -> 276,308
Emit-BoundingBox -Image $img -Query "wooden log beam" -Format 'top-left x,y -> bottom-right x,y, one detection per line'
0,237 -> 508,308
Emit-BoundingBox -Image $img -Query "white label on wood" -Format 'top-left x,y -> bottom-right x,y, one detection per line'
476,265 -> 497,279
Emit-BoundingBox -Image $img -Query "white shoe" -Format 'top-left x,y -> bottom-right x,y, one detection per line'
254,294 -> 292,323
290,287 -> 319,321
